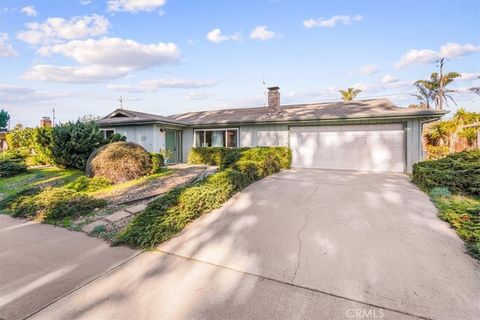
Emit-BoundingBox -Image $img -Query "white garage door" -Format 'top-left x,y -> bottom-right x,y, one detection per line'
289,124 -> 405,172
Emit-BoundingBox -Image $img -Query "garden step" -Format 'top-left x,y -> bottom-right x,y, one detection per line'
103,210 -> 131,223
82,220 -> 106,233
124,203 -> 147,214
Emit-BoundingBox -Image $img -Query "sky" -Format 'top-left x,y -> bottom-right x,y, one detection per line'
0,0 -> 479,127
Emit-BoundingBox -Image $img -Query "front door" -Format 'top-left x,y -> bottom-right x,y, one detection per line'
165,130 -> 177,164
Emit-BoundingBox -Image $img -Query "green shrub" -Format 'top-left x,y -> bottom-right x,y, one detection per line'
65,176 -> 112,193
429,187 -> 452,198
188,146 -> 291,170
188,147 -> 249,167
6,187 -> 106,223
107,133 -> 127,143
426,145 -> 450,160
433,195 -> 480,259
0,150 -> 27,178
87,142 -> 152,184
412,150 -> 480,196
118,147 -> 286,248
51,120 -> 104,170
149,152 -> 165,173
32,126 -> 54,164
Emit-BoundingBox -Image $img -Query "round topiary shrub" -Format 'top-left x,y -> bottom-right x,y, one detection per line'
87,142 -> 152,184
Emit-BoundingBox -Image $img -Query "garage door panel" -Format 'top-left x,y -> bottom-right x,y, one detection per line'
290,124 -> 404,172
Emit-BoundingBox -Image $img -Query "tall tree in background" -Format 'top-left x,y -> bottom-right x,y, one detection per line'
339,88 -> 362,101
0,109 -> 10,130
413,59 -> 460,110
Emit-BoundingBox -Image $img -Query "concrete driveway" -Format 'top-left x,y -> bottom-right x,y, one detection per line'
0,215 -> 137,320
29,169 -> 480,320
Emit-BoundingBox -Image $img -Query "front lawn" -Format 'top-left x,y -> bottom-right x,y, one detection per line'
413,150 -> 480,260
0,166 -> 173,228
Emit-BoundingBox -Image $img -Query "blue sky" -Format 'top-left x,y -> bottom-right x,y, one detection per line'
0,0 -> 479,127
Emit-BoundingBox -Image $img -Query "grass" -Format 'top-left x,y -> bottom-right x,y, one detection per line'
431,194 -> 480,259
0,166 -> 172,228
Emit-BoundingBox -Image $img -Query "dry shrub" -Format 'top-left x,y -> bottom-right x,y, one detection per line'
88,142 -> 152,184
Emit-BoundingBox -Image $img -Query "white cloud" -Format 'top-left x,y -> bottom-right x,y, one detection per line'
39,37 -> 180,68
206,28 -> 241,43
23,37 -> 181,83
0,83 -> 73,104
80,0 -> 92,4
107,0 -> 166,12
395,43 -> 480,68
359,64 -> 379,75
303,15 -> 362,28
108,78 -> 217,93
184,92 -> 212,101
22,65 -> 131,83
381,74 -> 398,83
17,14 -> 109,45
250,25 -> 276,41
0,33 -> 17,57
21,5 -> 37,17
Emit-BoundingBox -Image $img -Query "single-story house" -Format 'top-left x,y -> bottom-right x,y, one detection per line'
97,87 -> 445,173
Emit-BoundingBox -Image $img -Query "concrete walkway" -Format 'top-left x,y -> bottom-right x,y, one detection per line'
11,169 -> 480,319
0,215 -> 137,320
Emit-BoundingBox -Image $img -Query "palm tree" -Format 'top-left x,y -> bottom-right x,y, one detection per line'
339,88 -> 362,101
424,121 -> 456,146
413,71 -> 460,110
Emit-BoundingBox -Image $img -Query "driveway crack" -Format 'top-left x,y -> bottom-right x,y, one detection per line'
291,184 -> 320,283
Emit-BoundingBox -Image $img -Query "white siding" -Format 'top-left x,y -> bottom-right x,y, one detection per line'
182,128 -> 194,161
240,124 -> 288,147
110,125 -> 157,152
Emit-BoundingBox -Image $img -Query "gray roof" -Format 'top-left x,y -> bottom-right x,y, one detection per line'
168,99 -> 446,125
98,99 -> 445,127
97,109 -> 188,126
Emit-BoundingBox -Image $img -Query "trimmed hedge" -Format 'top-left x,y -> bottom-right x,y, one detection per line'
412,150 -> 480,196
117,147 -> 291,248
188,146 -> 291,170
0,150 -> 28,178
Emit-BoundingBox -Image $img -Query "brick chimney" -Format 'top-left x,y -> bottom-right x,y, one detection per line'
267,86 -> 281,113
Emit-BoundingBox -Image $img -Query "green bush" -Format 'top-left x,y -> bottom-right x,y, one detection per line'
65,176 -> 112,193
188,147 -> 248,168
149,152 -> 165,173
51,120 -> 104,170
0,150 -> 28,178
6,187 -> 106,223
32,126 -> 54,165
87,142 -> 152,184
434,195 -> 480,259
412,150 -> 480,196
188,146 -> 291,170
426,145 -> 450,160
117,147 -> 288,248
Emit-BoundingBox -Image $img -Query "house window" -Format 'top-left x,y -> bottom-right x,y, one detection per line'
194,129 -> 238,147
101,129 -> 115,139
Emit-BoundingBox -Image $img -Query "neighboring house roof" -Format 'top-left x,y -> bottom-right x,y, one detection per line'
98,99 -> 446,127
96,109 -> 189,126
168,99 -> 446,125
